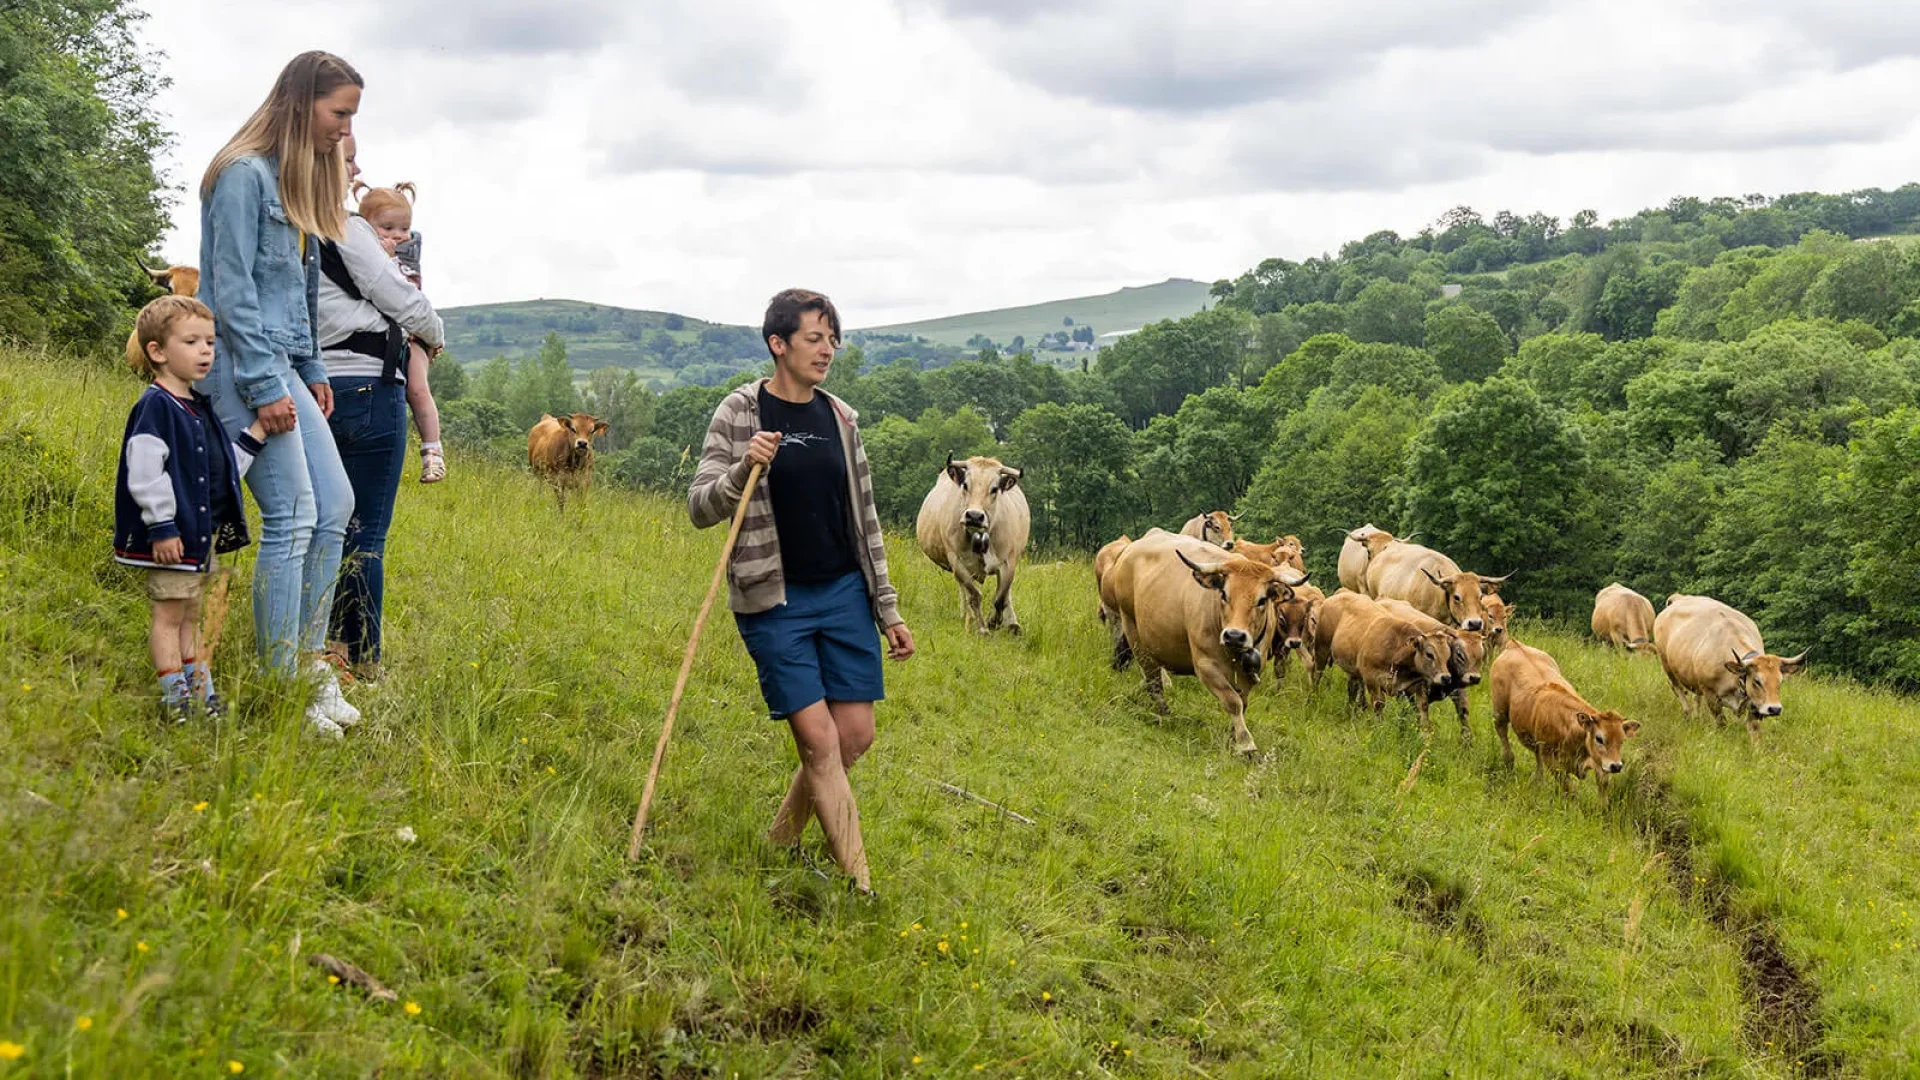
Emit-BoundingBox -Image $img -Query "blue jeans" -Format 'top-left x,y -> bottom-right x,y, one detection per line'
208,364 -> 353,674
326,378 -> 408,666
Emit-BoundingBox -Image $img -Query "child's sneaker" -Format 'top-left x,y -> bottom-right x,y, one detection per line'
420,446 -> 446,484
202,690 -> 228,720
161,697 -> 193,725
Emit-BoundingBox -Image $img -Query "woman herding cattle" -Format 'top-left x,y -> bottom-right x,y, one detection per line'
687,289 -> 915,896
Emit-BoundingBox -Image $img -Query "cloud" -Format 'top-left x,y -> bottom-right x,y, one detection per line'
370,0 -> 631,57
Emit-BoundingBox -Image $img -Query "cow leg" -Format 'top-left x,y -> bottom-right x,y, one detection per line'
987,563 -> 1020,634
1493,708 -> 1515,769
1136,652 -> 1170,717
1703,694 -> 1726,728
951,566 -> 986,632
1196,658 -> 1258,758
1664,669 -> 1692,719
1413,694 -> 1433,739
1745,716 -> 1764,749
1452,688 -> 1472,740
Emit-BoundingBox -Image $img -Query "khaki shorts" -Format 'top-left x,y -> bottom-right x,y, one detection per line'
146,554 -> 213,602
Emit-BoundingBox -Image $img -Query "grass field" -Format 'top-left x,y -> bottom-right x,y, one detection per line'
857,279 -> 1213,351
2,345 -> 1917,1078
438,299 -> 727,377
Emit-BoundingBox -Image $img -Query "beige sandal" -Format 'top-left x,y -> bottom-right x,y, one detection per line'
420,446 -> 446,484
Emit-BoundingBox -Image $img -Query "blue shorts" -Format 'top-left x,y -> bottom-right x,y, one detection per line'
735,572 -> 886,719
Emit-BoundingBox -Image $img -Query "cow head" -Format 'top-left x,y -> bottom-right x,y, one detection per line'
140,260 -> 199,297
555,413 -> 609,453
1722,649 -> 1808,719
1197,510 -> 1237,548
1576,710 -> 1641,775
1481,594 -> 1512,648
1232,535 -> 1302,573
1446,628 -> 1486,686
1420,568 -> 1512,632
1273,586 -> 1322,656
1398,626 -> 1455,690
1178,549 -> 1306,678
946,452 -> 1021,554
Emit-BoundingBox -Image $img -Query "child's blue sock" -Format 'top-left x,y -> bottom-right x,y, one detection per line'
183,659 -> 207,700
158,669 -> 190,705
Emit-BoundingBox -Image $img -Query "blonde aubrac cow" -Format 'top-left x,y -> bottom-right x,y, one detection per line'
916,454 -> 1031,633
1102,529 -> 1308,757
1653,594 -> 1807,743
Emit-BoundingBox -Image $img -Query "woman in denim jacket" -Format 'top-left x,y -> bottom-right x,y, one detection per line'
199,50 -> 365,736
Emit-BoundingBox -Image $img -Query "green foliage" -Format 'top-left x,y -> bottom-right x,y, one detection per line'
1253,332 -> 1357,414
651,383 -> 730,454
1422,304 -> 1509,382
473,354 -> 512,406
1006,402 -> 1137,549
579,366 -> 653,452
1838,408 -> 1920,677
1129,387 -> 1272,527
440,398 -> 511,447
505,332 -> 579,431
1320,342 -> 1443,409
1345,279 -> 1430,346
1610,439 -> 1725,601
859,406 -> 998,526
1398,378 -> 1605,610
427,349 -> 467,402
1702,320 -> 1909,456
0,0 -> 169,346
1095,307 -> 1252,426
1237,386 -> 1427,585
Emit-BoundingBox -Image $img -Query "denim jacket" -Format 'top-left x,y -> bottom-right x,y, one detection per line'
199,155 -> 326,409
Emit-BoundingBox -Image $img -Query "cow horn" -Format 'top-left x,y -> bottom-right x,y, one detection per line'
1176,549 -> 1223,577
1481,571 -> 1515,588
1278,567 -> 1309,588
136,258 -> 169,284
1421,567 -> 1447,587
1225,511 -> 1242,522
1730,648 -> 1750,668
1398,532 -> 1420,544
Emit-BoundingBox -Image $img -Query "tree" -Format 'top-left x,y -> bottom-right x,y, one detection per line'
922,358 -> 1028,438
1397,378 -> 1605,613
1346,279 -> 1430,346
1253,332 -> 1355,414
1838,408 -> 1920,682
440,398 -> 511,447
474,354 -> 513,405
1422,304 -> 1508,382
506,332 -> 578,431
1805,241 -> 1913,330
1610,439 -> 1725,601
1006,402 -> 1136,550
1094,307 -> 1252,426
579,366 -> 653,452
428,350 -> 468,402
1236,386 -> 1427,586
1501,333 -> 1606,407
0,0 -> 169,345
859,407 -> 998,525
1319,343 -> 1443,410
652,383 -> 729,454
844,357 -> 927,424
1129,387 -> 1270,526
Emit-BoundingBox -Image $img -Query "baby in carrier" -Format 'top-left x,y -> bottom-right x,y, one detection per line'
355,181 -> 446,483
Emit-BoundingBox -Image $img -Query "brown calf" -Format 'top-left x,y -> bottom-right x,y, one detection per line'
528,412 -> 608,509
126,261 -> 201,373
1491,638 -> 1641,803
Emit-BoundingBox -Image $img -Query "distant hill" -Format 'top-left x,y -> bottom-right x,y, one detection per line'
858,278 -> 1213,352
440,279 -> 1214,386
437,299 -> 765,388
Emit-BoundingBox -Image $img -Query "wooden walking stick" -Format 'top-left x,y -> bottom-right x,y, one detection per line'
627,462 -> 765,860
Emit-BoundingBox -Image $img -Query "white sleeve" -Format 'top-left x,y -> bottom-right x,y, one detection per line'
125,433 -> 176,526
230,430 -> 267,480
340,217 -> 445,348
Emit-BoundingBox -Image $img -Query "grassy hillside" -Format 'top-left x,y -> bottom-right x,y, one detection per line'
860,279 -> 1213,350
3,345 -> 1917,1077
438,299 -> 746,384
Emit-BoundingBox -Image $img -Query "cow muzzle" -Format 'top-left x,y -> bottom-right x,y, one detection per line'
1221,628 -> 1250,650
1758,704 -> 1782,718
1463,673 -> 1482,686
1462,618 -> 1484,632
1284,637 -> 1303,652
574,439 -> 590,451
963,509 -> 987,529
1607,761 -> 1624,774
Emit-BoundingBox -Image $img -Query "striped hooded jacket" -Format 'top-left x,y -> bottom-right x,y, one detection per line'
687,380 -> 902,628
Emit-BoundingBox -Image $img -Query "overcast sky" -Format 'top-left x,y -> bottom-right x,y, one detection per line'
138,0 -> 1920,328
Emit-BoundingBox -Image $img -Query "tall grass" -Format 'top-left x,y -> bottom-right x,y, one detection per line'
1,345 -> 1914,1077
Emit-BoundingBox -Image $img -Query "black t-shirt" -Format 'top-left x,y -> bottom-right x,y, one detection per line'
758,386 -> 860,584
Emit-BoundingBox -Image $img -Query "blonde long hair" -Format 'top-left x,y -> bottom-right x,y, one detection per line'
200,51 -> 363,241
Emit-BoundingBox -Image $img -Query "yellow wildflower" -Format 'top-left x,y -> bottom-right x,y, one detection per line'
193,801 -> 209,813
545,766 -> 556,776
19,683 -> 30,693
0,1041 -> 22,1060
74,1016 -> 92,1032
135,941 -> 149,953
115,909 -> 128,921
937,940 -> 950,953
229,1061 -> 245,1074
327,975 -> 340,985
404,1001 -> 422,1016
468,661 -> 479,669
1041,991 -> 1052,1002
911,1056 -> 923,1065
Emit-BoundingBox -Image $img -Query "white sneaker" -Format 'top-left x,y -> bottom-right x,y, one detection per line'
305,703 -> 345,740
307,662 -> 362,728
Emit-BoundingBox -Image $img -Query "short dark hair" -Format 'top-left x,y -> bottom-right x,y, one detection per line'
762,289 -> 841,358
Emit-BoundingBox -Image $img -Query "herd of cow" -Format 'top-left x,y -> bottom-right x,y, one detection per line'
910,455 -> 1809,804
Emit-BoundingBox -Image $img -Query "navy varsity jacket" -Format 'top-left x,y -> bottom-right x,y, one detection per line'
113,385 -> 266,570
